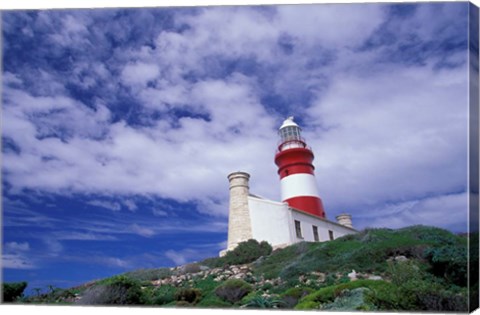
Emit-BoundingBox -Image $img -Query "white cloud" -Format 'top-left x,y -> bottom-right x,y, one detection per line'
1,4 -> 470,232
275,3 -> 385,47
355,192 -> 468,232
165,248 -> 200,266
306,63 -> 468,218
87,200 -> 122,211
123,199 -> 138,212
121,62 -> 160,87
152,209 -> 168,217
5,241 -> 30,252
2,254 -> 36,269
43,238 -> 63,255
129,223 -> 155,237
54,232 -> 118,241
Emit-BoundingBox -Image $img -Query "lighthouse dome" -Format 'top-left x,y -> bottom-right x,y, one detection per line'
279,116 -> 300,130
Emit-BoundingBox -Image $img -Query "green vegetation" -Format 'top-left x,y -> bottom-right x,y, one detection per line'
174,288 -> 202,305
202,239 -> 272,268
242,294 -> 285,308
214,279 -> 253,303
2,281 -> 28,302
12,225 -> 475,312
78,275 -> 145,305
122,267 -> 173,281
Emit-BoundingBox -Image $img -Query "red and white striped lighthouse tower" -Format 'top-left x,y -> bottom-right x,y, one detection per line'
274,116 -> 326,218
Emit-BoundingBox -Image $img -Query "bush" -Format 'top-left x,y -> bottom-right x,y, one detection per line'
223,239 -> 272,266
321,287 -> 376,311
77,275 -> 145,305
149,285 -> 176,305
2,282 -> 28,302
123,268 -> 172,281
215,279 -> 253,303
174,288 -> 202,305
373,261 -> 468,311
280,287 -> 314,308
243,295 -> 285,309
181,263 -> 201,274
425,244 -> 468,286
296,279 -> 394,310
200,240 -> 272,268
197,295 -> 232,308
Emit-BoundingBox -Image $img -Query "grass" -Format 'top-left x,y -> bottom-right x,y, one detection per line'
16,225 -> 471,312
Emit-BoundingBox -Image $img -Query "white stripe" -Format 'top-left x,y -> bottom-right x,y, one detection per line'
280,173 -> 320,201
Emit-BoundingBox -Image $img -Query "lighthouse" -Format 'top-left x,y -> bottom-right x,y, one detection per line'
221,116 -> 356,256
274,116 -> 326,218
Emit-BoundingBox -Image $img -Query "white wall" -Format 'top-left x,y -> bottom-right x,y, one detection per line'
291,210 -> 356,242
248,195 -> 357,248
248,196 -> 293,247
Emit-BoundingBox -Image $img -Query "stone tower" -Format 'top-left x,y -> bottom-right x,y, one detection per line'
225,171 -> 253,253
336,213 -> 353,228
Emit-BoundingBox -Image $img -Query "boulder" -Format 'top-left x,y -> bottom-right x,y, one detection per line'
368,275 -> 383,281
347,270 -> 357,281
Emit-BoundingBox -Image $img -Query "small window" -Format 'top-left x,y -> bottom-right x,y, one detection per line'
295,220 -> 303,238
329,230 -> 334,240
313,225 -> 319,241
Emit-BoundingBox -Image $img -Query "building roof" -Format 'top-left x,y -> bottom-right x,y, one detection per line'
279,116 -> 300,130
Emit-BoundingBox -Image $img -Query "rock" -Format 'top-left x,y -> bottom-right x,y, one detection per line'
394,255 -> 408,262
199,265 -> 210,271
347,270 -> 357,281
368,275 -> 383,281
151,280 -> 162,286
311,272 -> 326,282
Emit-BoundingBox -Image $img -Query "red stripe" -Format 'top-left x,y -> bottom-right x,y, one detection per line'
284,196 -> 325,218
275,148 -> 315,179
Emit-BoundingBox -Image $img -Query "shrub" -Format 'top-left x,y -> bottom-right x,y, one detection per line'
150,285 -> 176,305
215,279 -> 253,303
192,276 -> 218,295
373,261 -> 468,312
200,240 -> 272,268
77,275 -> 145,305
223,239 -> 272,266
2,282 -> 28,302
243,295 -> 285,309
181,263 -> 201,274
174,288 -> 202,305
197,295 -> 232,308
296,279 -> 394,310
280,287 -> 314,308
321,287 -> 376,311
425,244 -> 468,286
123,268 -> 173,281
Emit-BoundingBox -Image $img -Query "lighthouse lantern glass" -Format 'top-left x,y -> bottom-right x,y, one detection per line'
280,126 -> 301,142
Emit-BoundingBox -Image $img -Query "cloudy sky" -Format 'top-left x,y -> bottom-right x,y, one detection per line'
2,2 -> 476,292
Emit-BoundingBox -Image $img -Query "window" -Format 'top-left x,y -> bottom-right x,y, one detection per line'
313,225 -> 319,241
295,220 -> 303,238
329,230 -> 334,240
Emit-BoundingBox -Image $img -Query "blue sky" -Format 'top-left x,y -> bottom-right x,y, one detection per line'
1,2 -> 474,293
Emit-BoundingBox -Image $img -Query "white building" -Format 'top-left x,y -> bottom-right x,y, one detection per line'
220,117 -> 357,256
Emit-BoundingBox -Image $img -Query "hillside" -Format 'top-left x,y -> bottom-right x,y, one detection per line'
4,225 -> 478,312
